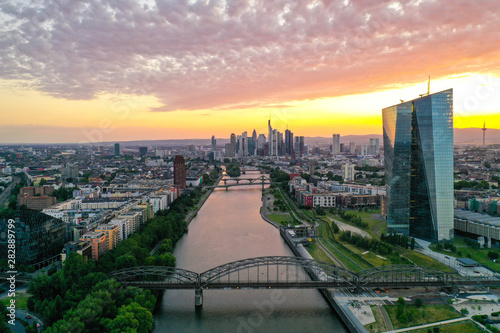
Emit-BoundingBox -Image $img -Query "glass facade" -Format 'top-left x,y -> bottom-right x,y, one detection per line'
383,89 -> 454,242
0,209 -> 68,266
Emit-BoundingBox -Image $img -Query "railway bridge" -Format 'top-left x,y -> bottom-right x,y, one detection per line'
108,256 -> 500,306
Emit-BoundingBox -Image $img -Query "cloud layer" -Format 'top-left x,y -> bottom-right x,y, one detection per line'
1,0 -> 500,111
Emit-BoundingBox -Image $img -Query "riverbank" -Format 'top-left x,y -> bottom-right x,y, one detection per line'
260,188 -> 368,333
185,174 -> 223,225
153,171 -> 343,332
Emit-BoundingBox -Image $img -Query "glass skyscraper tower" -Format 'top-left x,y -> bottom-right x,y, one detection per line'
383,89 -> 454,242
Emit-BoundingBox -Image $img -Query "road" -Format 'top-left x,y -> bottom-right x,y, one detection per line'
0,176 -> 20,208
415,238 -> 496,278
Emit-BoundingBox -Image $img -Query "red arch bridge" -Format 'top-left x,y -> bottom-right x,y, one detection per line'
108,256 -> 500,306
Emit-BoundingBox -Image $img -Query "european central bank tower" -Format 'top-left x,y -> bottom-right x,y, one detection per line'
383,89 -> 454,242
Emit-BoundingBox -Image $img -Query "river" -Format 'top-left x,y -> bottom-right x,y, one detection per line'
153,172 -> 346,333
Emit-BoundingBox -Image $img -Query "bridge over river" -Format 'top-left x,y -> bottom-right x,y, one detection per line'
108,255 -> 500,306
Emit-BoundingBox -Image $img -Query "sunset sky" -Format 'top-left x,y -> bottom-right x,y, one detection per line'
1,0 -> 500,144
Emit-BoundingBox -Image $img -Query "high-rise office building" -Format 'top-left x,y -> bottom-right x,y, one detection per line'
139,147 -> 148,157
361,144 -> 368,156
211,135 -> 217,151
114,143 -> 120,156
369,138 -> 380,155
278,132 -> 284,156
230,133 -> 236,153
0,209 -> 68,266
299,136 -> 305,156
332,134 -> 341,154
251,129 -> 257,156
383,89 -> 453,242
268,118 -> 274,156
174,155 -> 186,191
285,129 -> 294,155
349,142 -> 356,155
225,143 -> 234,157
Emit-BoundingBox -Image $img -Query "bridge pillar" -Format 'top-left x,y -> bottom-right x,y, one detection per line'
195,288 -> 203,307
225,187 -> 228,191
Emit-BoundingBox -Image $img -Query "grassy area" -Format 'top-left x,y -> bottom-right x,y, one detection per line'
319,238 -> 366,272
385,304 -> 462,329
1,293 -> 30,310
365,305 -> 388,333
411,321 -> 483,333
339,239 -> 390,267
318,221 -> 372,271
267,213 -> 291,226
326,209 -> 385,239
397,248 -> 456,273
308,241 -> 334,264
429,238 -> 500,272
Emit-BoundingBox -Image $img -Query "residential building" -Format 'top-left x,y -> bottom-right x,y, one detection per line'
61,240 -> 92,262
341,163 -> 356,181
95,223 -> 120,251
80,231 -> 108,261
174,155 -> 186,190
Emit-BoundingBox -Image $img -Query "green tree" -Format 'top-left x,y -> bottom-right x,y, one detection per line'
116,254 -> 138,270
414,298 -> 423,307
39,178 -> 47,186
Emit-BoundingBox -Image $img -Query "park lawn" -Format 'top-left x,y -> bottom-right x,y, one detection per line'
319,239 -> 367,272
267,214 -> 291,226
337,239 -> 389,267
1,293 -> 30,310
429,239 -> 500,272
365,305 -> 388,333
385,304 -> 463,329
326,209 -> 384,239
308,242 -> 334,264
319,220 -> 373,270
397,248 -> 456,273
411,320 -> 483,333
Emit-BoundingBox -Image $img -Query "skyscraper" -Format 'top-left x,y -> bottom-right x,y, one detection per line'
211,135 -> 216,151
268,118 -> 274,156
383,89 -> 453,242
285,129 -> 294,156
230,133 -> 236,153
332,134 -> 340,154
139,147 -> 148,157
251,129 -> 257,156
349,142 -> 356,155
174,155 -> 186,191
114,143 -> 120,156
369,138 -> 380,155
299,136 -> 305,156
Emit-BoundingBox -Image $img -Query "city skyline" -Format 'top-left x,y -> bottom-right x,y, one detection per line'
1,1 -> 500,143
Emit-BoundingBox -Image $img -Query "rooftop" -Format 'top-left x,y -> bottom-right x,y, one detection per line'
454,209 -> 500,227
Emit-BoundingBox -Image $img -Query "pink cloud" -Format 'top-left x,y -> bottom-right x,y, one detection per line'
0,0 -> 499,111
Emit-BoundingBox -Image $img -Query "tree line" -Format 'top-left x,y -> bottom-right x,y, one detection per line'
27,187 -> 208,332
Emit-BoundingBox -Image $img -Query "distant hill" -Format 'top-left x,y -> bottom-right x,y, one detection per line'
454,128 -> 500,144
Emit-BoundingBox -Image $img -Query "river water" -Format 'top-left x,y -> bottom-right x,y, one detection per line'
153,172 -> 346,333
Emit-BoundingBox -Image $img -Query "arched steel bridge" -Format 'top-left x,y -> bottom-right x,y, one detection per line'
108,256 -> 500,306
204,175 -> 275,190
